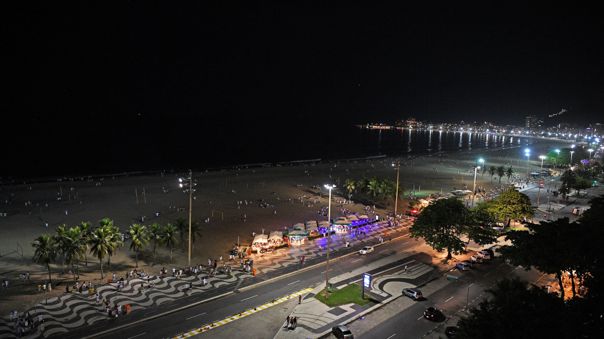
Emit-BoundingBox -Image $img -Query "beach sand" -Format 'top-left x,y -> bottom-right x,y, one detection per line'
0,137 -> 568,313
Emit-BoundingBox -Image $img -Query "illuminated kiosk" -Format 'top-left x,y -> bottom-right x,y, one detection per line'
251,234 -> 269,254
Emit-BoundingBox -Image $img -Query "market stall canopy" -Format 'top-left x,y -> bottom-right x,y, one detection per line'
358,215 -> 369,220
346,215 -> 359,221
252,234 -> 268,244
293,223 -> 306,230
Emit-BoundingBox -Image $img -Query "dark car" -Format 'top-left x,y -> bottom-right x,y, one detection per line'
332,325 -> 354,339
445,326 -> 459,338
423,307 -> 445,321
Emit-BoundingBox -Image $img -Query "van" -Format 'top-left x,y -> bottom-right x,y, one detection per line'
402,288 -> 423,300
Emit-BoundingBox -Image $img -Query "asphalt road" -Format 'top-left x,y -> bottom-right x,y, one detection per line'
69,232 -> 420,339
360,260 -> 544,339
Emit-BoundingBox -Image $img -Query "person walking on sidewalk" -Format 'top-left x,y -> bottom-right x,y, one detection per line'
285,315 -> 290,328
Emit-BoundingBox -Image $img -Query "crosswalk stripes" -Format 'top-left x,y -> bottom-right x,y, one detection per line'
173,288 -> 313,338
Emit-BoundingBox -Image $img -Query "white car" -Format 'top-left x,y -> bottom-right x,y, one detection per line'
359,246 -> 374,255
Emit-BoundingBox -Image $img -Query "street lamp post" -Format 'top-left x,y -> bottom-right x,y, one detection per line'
524,148 -> 531,178
392,161 -> 400,218
588,148 -> 594,159
324,184 -> 336,291
179,170 -> 194,267
472,165 -> 480,207
539,155 -> 546,177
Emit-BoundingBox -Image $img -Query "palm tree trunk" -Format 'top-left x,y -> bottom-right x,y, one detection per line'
107,255 -> 111,270
446,247 -> 452,260
170,247 -> 173,263
135,251 -> 139,268
100,258 -> 104,279
47,263 -> 52,284
569,271 -> 576,297
556,271 -> 565,300
153,241 -> 157,261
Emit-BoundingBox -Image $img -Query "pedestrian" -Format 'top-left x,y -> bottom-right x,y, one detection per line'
298,295 -> 302,304
293,316 -> 297,329
285,315 -> 290,328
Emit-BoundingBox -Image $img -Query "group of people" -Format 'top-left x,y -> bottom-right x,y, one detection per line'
9,310 -> 41,337
285,315 -> 298,330
67,280 -> 94,294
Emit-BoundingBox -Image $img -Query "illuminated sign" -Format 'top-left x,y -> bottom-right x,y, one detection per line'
363,273 -> 372,289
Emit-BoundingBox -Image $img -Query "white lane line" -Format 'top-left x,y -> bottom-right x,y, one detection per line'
444,296 -> 454,303
417,315 -> 424,321
287,280 -> 301,285
240,294 -> 258,302
186,312 -> 207,320
386,334 -> 397,339
127,333 -> 146,339
351,258 -> 362,263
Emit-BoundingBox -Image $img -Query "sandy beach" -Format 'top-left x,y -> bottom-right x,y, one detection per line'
0,137 -> 568,314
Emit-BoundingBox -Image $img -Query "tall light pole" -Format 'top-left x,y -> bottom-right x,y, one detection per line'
472,165 -> 480,207
179,170 -> 194,266
554,149 -> 560,167
324,184 -> 335,291
524,148 -> 531,178
588,148 -> 594,159
539,155 -> 546,177
477,158 -> 485,177
392,161 -> 400,218
570,144 -> 575,166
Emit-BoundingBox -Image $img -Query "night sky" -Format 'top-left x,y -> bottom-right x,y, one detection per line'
2,3 -> 603,177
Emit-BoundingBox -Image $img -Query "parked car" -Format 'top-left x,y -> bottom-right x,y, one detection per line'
477,250 -> 492,260
359,246 -> 374,255
456,262 -> 471,271
423,307 -> 445,321
470,255 -> 484,263
445,326 -> 459,338
402,288 -> 423,300
332,325 -> 354,338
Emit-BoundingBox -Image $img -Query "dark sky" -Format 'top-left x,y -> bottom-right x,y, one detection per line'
2,3 -> 603,176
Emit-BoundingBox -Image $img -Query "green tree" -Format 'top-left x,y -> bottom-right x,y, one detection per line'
162,223 -> 177,263
366,178 -> 380,197
506,166 -> 514,182
129,224 -> 149,268
573,176 -> 592,196
104,222 -> 123,270
89,226 -> 112,279
57,226 -> 86,282
32,234 -> 57,284
187,221 -> 203,251
496,166 -> 505,184
149,222 -> 163,262
174,217 -> 187,248
559,170 -> 576,199
487,187 -> 533,227
344,179 -> 356,200
456,279 -> 572,339
78,221 -> 93,266
410,198 -> 490,260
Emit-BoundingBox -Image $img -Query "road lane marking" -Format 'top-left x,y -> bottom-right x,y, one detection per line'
417,315 -> 424,320
174,288 -> 313,338
351,258 -> 362,263
444,296 -> 454,303
287,280 -> 300,285
386,334 -> 397,339
240,294 -> 258,302
186,312 -> 206,320
128,333 -> 146,339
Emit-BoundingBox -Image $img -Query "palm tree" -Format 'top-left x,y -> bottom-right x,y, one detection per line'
367,178 -> 380,197
162,223 -> 177,263
187,221 -> 203,251
89,226 -> 112,279
497,166 -> 505,184
98,219 -> 122,270
78,221 -> 93,266
129,224 -> 149,268
149,222 -> 162,262
60,226 -> 86,282
344,179 -> 356,200
506,166 -> 514,182
54,224 -> 69,271
174,217 -> 187,248
32,234 -> 57,284
489,166 -> 496,181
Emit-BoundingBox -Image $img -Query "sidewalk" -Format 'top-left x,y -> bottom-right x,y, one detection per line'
273,250 -> 437,339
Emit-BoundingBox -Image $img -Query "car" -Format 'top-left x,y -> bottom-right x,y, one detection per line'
359,246 -> 374,255
482,248 -> 495,257
456,262 -> 471,271
470,255 -> 484,263
477,250 -> 492,260
332,325 -> 354,338
423,307 -> 445,321
445,326 -> 459,338
402,288 -> 423,300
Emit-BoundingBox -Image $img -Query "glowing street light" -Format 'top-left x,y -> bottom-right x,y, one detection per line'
588,148 -> 594,159
539,155 -> 546,176
324,184 -> 336,290
472,165 -> 481,207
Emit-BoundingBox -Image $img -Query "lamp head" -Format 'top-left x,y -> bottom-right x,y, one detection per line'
478,158 -> 485,164
324,184 -> 336,190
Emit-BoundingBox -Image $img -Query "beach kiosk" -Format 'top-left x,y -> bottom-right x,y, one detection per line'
305,220 -> 319,237
268,231 -> 284,248
318,220 -> 331,235
287,229 -> 308,246
251,234 -> 269,254
333,216 -> 350,233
